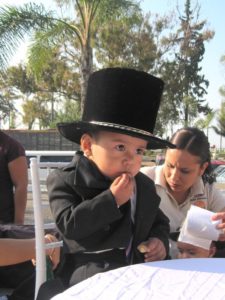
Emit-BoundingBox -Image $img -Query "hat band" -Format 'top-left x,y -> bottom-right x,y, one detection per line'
89,121 -> 154,137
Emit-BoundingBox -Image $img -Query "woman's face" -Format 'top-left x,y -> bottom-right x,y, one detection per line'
163,149 -> 208,194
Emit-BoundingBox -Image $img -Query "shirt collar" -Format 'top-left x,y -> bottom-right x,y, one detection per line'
154,165 -> 167,188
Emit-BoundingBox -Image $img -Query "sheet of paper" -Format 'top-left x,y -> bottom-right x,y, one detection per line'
187,205 -> 221,240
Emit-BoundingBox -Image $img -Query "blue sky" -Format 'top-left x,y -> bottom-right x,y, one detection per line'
1,0 -> 225,146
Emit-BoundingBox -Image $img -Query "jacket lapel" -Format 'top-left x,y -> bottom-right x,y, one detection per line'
133,173 -> 160,244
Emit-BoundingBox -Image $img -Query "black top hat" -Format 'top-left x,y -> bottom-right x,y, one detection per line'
57,68 -> 175,149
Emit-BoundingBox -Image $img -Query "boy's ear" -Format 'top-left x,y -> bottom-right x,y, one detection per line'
80,134 -> 92,155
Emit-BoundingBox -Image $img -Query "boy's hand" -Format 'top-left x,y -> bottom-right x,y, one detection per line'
137,238 -> 166,262
110,173 -> 134,206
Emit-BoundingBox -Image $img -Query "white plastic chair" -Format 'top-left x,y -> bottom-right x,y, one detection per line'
30,158 -> 64,299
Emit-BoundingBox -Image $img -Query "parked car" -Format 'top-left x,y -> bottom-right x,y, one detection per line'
213,161 -> 225,193
215,168 -> 225,183
213,165 -> 225,177
211,159 -> 225,171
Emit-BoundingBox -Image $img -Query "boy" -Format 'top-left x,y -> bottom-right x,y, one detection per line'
177,238 -> 216,259
47,67 -> 174,289
170,231 -> 217,259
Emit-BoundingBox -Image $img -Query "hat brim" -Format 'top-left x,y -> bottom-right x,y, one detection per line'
57,122 -> 175,150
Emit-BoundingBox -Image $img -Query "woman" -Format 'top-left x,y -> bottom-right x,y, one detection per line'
0,130 -> 28,224
0,235 -> 60,300
0,234 -> 60,268
141,127 -> 225,258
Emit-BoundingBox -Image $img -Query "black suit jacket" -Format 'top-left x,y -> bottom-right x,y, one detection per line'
47,152 -> 170,285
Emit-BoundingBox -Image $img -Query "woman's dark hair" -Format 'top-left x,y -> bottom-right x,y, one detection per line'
170,127 -> 215,184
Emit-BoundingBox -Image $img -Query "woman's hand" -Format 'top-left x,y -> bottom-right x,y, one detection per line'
137,238 -> 166,262
44,234 -> 61,270
211,212 -> 225,241
32,234 -> 60,270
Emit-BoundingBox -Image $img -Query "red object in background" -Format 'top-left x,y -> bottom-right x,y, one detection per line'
211,160 -> 225,170
211,160 -> 225,165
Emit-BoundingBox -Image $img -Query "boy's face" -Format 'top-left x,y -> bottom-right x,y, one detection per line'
81,131 -> 147,179
177,241 -> 213,259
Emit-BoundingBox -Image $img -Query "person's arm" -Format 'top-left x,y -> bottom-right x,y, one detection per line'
0,235 -> 60,267
8,156 -> 28,224
138,208 -> 170,262
136,173 -> 170,262
0,238 -> 36,266
211,211 -> 225,241
47,169 -> 122,244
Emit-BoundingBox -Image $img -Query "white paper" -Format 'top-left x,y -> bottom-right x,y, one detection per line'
187,205 -> 221,240
178,205 -> 222,250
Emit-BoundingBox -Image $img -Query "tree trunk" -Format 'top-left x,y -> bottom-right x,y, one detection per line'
51,92 -> 54,123
184,104 -> 189,127
80,44 -> 93,115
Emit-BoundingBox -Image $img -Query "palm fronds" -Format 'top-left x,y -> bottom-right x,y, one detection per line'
0,3 -> 56,69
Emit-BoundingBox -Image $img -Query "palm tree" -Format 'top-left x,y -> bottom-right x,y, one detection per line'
0,0 -> 137,113
194,109 -> 216,137
212,102 -> 225,150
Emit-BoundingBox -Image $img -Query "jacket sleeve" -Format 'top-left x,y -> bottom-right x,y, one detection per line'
133,173 -> 170,261
148,208 -> 170,257
47,168 -> 123,243
144,174 -> 170,257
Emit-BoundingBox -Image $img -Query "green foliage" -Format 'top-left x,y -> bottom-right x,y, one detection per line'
211,54 -> 225,140
0,68 -> 22,123
0,3 -> 57,70
194,110 -> 215,129
0,60 -> 80,129
157,61 -> 182,133
0,93 -> 14,121
213,104 -> 225,138
95,12 -> 158,71
0,0 -> 217,137
170,0 -> 214,126
22,98 -> 51,129
49,99 -> 81,129
0,0 -> 143,113
6,64 -> 38,94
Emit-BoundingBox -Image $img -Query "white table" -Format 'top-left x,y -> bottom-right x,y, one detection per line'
52,258 -> 225,300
